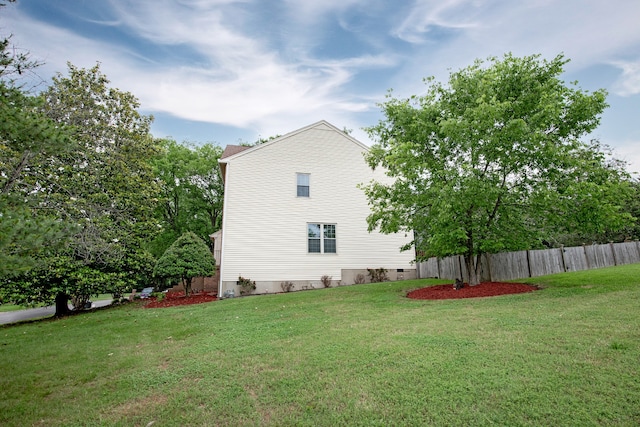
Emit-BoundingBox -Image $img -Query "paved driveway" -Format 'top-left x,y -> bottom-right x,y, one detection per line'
0,299 -> 112,325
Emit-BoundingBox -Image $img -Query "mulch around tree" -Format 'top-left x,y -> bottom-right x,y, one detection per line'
142,282 -> 538,307
406,282 -> 539,300
143,291 -> 217,308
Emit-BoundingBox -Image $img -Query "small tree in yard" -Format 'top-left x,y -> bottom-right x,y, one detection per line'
362,53 -> 634,286
154,232 -> 215,296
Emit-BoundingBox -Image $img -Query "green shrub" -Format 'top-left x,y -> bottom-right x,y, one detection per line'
280,281 -> 294,292
152,292 -> 165,302
367,268 -> 388,283
154,232 -> 215,296
238,276 -> 256,295
320,275 -> 332,288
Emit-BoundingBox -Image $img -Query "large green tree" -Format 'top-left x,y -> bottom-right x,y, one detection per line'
40,63 -> 161,313
2,63 -> 161,315
362,53 -> 634,285
154,232 -> 215,296
0,24 -> 73,279
0,83 -> 74,278
150,139 -> 223,257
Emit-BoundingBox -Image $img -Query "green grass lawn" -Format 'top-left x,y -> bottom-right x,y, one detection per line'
0,303 -> 26,313
1,265 -> 639,426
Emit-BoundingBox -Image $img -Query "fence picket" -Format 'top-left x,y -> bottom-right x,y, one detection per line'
417,242 -> 640,281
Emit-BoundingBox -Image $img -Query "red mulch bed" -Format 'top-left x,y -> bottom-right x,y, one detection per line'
141,283 -> 536,307
143,291 -> 217,308
407,282 -> 538,300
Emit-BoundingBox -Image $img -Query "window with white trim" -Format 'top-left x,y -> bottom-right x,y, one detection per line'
308,223 -> 336,253
297,173 -> 310,197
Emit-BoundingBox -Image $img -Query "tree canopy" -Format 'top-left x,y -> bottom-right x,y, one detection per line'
0,30 -> 73,279
153,232 -> 215,296
1,63 -> 161,315
0,24 -> 224,313
150,139 -> 224,257
39,63 -> 161,268
362,53 -> 634,285
0,39 -> 223,313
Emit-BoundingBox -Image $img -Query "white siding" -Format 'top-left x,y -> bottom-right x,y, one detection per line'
220,121 -> 413,291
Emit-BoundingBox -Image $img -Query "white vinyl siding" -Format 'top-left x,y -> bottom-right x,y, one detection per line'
219,121 -> 414,287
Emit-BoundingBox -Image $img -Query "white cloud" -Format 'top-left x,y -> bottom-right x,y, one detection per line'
611,139 -> 640,175
282,0 -> 370,22
393,0 -> 483,43
611,60 -> 640,96
384,1 -> 640,100
3,0 -> 640,172
4,1 -> 387,132
110,1 -> 397,130
392,0 -> 640,68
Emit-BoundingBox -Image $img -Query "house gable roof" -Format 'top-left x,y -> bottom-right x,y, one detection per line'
221,144 -> 251,159
219,120 -> 369,165
218,120 -> 370,182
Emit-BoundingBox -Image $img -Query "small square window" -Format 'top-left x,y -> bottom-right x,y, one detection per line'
297,173 -> 310,197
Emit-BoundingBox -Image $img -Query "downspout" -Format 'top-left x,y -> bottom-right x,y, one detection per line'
218,160 -> 229,298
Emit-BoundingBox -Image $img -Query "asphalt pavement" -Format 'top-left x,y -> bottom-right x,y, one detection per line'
0,299 -> 113,325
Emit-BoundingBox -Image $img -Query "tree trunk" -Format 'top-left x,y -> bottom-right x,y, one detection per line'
464,225 -> 481,286
54,292 -> 70,317
2,150 -> 32,195
465,254 -> 480,286
184,276 -> 192,296
71,294 -> 90,311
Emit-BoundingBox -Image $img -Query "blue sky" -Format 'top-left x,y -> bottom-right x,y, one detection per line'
3,0 -> 640,173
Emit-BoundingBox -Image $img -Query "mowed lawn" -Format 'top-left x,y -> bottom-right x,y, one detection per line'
1,265 -> 639,426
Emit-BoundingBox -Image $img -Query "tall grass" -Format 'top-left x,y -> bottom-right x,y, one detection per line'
1,264 -> 639,426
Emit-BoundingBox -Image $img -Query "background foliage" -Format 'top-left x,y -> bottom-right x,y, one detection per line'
150,139 -> 224,257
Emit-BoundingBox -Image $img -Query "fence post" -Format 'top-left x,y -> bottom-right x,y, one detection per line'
559,245 -> 567,272
485,253 -> 493,282
526,250 -> 532,277
609,241 -> 618,266
583,244 -> 590,269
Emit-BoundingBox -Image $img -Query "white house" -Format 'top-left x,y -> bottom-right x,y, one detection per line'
217,120 -> 415,296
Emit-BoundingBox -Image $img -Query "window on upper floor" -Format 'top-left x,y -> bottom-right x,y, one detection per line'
308,223 -> 336,254
297,173 -> 310,197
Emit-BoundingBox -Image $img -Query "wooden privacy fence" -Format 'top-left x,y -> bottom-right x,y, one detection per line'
417,241 -> 640,282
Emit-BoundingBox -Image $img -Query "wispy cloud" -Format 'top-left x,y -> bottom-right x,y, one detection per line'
612,138 -> 640,175
5,1 -> 387,132
3,0 -> 639,171
105,1 -> 391,128
611,61 -> 640,96
393,0 -> 483,44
